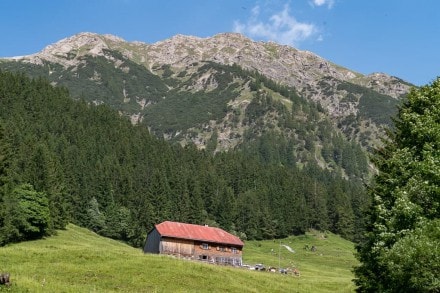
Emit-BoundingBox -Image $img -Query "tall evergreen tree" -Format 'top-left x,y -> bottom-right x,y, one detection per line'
0,122 -> 12,188
354,79 -> 440,292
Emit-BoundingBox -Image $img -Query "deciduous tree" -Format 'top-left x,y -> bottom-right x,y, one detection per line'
354,78 -> 440,292
0,183 -> 51,244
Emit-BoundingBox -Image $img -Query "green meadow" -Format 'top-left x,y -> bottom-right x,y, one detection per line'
0,224 -> 357,292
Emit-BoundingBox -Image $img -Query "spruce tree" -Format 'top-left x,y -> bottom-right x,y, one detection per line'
0,121 -> 15,245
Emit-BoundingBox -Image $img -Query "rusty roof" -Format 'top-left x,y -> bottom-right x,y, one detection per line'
154,221 -> 244,247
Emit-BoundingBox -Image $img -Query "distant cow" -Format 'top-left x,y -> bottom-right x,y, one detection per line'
0,273 -> 10,286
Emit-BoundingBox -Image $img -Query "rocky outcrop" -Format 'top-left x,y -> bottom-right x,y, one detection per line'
351,73 -> 411,99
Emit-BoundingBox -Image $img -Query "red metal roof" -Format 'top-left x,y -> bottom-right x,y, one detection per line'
154,221 -> 244,247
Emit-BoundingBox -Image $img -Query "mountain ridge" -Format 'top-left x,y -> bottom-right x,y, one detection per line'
5,31 -> 412,99
0,32 -> 413,151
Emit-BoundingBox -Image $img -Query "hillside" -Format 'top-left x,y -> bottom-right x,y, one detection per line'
0,224 -> 357,292
0,71 -> 369,248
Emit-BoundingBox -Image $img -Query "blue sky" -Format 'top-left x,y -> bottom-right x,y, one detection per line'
0,0 -> 438,86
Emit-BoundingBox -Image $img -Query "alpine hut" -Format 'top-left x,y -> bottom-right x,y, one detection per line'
143,221 -> 244,266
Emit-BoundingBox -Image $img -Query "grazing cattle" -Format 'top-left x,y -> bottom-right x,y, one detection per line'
0,273 -> 10,286
279,268 -> 288,274
293,268 -> 301,277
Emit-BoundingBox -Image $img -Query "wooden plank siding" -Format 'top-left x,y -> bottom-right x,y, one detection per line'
157,237 -> 242,265
160,237 -> 195,257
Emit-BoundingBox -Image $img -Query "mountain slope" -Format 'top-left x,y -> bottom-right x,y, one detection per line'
0,32 -> 412,152
0,70 -> 370,247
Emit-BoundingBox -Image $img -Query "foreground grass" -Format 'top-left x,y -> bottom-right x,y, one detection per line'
0,225 -> 357,292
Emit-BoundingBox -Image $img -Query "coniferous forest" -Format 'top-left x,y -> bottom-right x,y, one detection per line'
0,70 -> 370,247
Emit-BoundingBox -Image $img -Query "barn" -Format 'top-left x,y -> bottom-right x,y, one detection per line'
143,221 -> 244,266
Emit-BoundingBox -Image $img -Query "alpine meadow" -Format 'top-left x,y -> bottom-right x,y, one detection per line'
0,30 -> 438,292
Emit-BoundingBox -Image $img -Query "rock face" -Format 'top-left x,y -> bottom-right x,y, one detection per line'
10,32 -> 411,119
150,33 -> 357,86
19,33 -> 123,66
352,73 -> 410,99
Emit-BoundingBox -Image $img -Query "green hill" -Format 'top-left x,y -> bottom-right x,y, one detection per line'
0,224 -> 357,292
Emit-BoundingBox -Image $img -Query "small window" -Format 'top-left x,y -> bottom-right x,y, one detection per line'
202,243 -> 209,250
231,247 -> 238,254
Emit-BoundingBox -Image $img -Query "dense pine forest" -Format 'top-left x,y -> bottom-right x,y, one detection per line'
0,70 -> 370,247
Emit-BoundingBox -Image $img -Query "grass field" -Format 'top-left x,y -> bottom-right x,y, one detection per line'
0,225 -> 358,292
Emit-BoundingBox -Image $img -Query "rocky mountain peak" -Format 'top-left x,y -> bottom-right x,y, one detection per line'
12,32 -> 412,99
12,32 -> 127,67
42,32 -> 108,55
147,32 -> 359,88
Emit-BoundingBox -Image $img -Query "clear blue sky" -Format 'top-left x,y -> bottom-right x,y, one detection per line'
1,0 -> 438,86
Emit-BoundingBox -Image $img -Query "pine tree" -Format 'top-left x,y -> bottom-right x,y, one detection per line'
0,121 -> 16,245
0,122 -> 12,188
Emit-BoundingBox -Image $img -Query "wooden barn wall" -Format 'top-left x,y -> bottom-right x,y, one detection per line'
143,228 -> 161,253
160,237 -> 195,257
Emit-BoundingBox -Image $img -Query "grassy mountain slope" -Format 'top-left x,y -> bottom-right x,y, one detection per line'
0,224 -> 357,292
